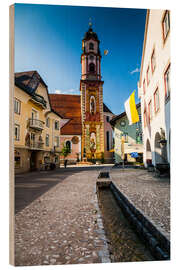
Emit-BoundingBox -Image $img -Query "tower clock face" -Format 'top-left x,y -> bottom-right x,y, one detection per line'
90,55 -> 94,60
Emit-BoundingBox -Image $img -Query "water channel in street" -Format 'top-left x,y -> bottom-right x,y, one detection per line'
98,186 -> 155,262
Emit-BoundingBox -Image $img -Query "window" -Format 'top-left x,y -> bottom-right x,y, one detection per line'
137,130 -> 143,144
31,109 -> 37,119
144,110 -> 147,127
151,49 -> 156,73
143,79 -> 146,94
136,131 -> 142,144
46,134 -> 49,147
90,54 -> 94,60
124,132 -> 128,143
89,42 -> 94,50
148,100 -> 152,122
66,140 -> 71,152
55,136 -> 60,147
146,66 -> 150,85
106,116 -> 110,122
15,156 -> 21,168
54,121 -> 59,130
135,113 -> 141,130
46,117 -> 50,127
14,98 -> 21,114
162,10 -> 170,41
89,63 -> 95,73
154,88 -> 160,112
55,155 -> 59,163
31,133 -> 35,141
106,131 -> 110,151
14,124 -> 20,141
164,64 -> 170,98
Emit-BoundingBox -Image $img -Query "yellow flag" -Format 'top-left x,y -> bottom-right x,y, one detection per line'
124,91 -> 139,125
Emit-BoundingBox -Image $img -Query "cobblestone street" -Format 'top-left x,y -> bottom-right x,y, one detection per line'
15,166 -> 170,266
15,167 -> 109,266
110,168 -> 170,239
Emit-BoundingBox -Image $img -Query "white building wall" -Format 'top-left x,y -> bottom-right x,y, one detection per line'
138,10 -> 170,167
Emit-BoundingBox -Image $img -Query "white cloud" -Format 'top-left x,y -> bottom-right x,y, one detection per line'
54,89 -> 78,94
130,67 -> 140,75
55,90 -> 61,94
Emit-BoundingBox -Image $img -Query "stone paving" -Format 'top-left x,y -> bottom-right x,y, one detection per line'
110,168 -> 170,239
15,166 -> 170,266
15,167 -> 110,266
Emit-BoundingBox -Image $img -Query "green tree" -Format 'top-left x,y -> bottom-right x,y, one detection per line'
60,143 -> 71,160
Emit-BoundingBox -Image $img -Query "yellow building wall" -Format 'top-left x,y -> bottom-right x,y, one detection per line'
14,83 -> 61,172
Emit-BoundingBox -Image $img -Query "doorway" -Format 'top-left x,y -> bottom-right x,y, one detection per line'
30,151 -> 37,171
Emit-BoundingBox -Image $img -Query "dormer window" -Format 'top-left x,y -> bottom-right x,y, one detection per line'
89,63 -> 95,73
89,42 -> 94,50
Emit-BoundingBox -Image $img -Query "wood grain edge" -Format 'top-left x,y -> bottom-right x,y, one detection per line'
9,4 -> 15,266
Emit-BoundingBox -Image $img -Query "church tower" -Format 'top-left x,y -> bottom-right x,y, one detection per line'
80,23 -> 104,161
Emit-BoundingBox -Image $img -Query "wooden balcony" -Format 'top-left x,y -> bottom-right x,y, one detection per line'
28,118 -> 44,130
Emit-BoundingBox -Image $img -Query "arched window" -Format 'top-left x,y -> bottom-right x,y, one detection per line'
89,42 -> 94,50
66,140 -> 71,152
89,63 -> 95,73
90,96 -> 96,114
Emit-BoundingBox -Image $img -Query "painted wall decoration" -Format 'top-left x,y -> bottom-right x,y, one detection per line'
85,112 -> 100,122
71,136 -> 79,144
90,132 -> 96,153
96,125 -> 100,151
85,124 -> 90,152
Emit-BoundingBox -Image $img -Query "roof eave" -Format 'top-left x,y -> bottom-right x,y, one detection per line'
139,10 -> 150,88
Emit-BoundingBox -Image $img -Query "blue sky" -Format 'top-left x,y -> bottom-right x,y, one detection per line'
15,3 -> 146,115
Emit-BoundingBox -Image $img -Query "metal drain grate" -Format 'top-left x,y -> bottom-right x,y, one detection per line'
98,172 -> 110,178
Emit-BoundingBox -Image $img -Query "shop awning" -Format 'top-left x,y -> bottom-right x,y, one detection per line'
130,152 -> 139,158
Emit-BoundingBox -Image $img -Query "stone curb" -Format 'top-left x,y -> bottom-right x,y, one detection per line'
93,185 -> 111,264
